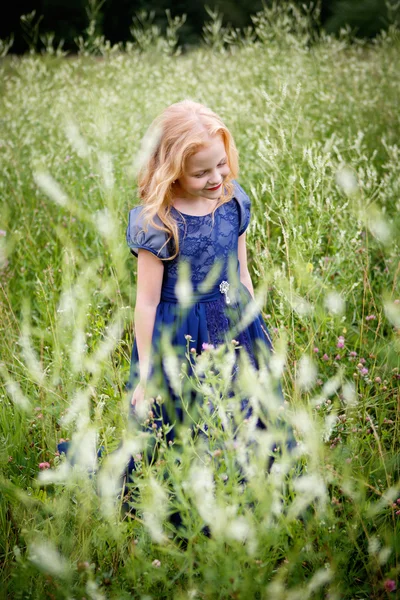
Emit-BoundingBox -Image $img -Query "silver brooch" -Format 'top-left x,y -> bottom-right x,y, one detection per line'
219,280 -> 231,304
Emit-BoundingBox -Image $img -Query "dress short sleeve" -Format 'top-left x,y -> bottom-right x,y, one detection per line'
126,206 -> 170,259
233,180 -> 251,236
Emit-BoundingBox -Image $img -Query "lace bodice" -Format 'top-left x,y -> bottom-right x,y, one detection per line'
126,179 -> 251,290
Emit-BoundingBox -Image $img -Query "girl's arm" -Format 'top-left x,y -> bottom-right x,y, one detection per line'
238,232 -> 254,298
131,248 -> 164,405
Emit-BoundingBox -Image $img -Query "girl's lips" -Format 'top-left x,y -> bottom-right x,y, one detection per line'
206,183 -> 222,191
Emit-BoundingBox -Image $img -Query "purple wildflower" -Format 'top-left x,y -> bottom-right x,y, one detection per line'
384,580 -> 396,593
202,343 -> 214,351
337,336 -> 345,349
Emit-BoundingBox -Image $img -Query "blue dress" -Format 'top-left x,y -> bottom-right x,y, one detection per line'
126,180 -> 292,451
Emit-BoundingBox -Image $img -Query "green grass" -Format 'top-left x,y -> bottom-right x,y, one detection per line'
0,20 -> 399,600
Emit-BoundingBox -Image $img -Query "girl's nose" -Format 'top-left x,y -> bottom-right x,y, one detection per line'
208,168 -> 222,185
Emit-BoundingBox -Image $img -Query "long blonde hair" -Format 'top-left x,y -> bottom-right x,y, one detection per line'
136,100 -> 239,260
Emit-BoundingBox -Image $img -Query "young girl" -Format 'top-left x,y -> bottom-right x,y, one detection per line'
126,99 -> 293,456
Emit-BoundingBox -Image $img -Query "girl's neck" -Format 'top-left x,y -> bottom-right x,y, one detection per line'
171,196 -> 219,217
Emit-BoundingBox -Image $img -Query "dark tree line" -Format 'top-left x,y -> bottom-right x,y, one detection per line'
2,0 -> 399,54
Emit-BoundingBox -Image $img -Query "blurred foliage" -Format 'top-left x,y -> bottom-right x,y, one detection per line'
325,0 -> 400,38
1,0 -> 400,54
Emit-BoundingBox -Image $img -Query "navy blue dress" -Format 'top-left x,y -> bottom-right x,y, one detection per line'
126,180 -> 292,452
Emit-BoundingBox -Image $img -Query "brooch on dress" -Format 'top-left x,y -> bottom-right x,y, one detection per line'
219,280 -> 231,305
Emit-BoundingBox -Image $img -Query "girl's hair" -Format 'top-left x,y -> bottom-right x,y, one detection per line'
137,100 -> 239,260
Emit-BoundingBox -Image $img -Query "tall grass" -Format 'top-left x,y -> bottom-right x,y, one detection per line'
0,6 -> 399,599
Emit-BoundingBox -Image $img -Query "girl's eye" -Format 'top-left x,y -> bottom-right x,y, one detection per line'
195,162 -> 227,178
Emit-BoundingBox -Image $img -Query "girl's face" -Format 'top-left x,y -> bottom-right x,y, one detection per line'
174,135 -> 230,201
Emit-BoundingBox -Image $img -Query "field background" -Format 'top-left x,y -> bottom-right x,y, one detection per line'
1,7 -> 400,599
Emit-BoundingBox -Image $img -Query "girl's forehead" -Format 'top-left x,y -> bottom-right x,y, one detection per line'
185,136 -> 226,169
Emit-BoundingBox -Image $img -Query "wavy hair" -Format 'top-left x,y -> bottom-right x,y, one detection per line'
136,100 -> 239,260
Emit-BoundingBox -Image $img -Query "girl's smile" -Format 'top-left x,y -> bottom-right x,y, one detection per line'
205,182 -> 222,191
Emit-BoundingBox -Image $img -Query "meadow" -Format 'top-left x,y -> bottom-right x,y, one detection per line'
0,8 -> 400,599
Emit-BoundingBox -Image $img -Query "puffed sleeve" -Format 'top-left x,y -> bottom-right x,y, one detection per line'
233,180 -> 251,236
126,206 -> 170,259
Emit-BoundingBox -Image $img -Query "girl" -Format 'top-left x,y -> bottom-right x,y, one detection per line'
126,99 -> 293,456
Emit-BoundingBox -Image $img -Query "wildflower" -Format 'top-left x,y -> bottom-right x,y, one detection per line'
39,462 -> 51,470
152,559 -> 161,568
366,315 -> 376,321
202,343 -> 214,351
349,351 -> 357,357
360,368 -> 369,376
231,339 -> 239,346
337,336 -> 345,349
322,354 -> 329,361
190,348 -> 197,354
313,347 -> 319,353
335,354 -> 342,360
384,580 -> 396,593
359,357 -> 366,364
184,334 -> 192,340
0,230 -> 6,236
375,377 -> 382,383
